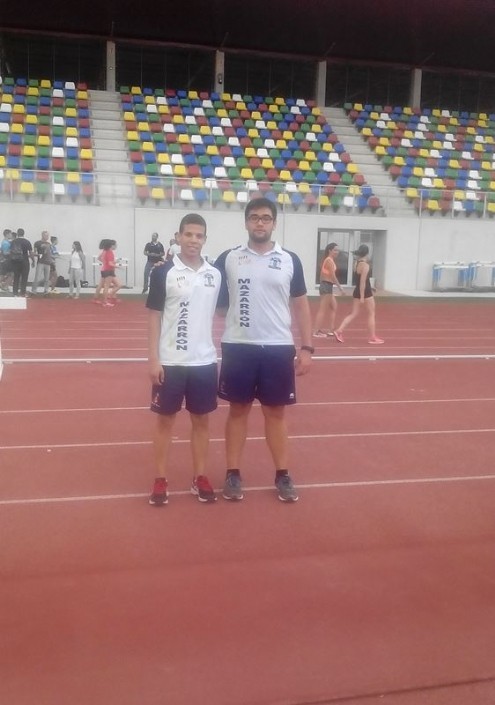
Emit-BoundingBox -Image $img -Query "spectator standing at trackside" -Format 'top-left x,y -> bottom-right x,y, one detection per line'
68,241 -> 86,299
214,196 -> 313,503
10,228 -> 35,297
313,242 -> 345,338
49,236 -> 60,293
334,244 -> 384,345
0,228 -> 12,291
165,234 -> 181,262
142,232 -> 165,294
32,231 -> 54,296
146,213 -> 221,506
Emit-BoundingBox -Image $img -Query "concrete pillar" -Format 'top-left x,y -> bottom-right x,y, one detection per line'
410,67 -> 422,109
215,51 -> 225,93
316,60 -> 327,106
106,40 -> 116,92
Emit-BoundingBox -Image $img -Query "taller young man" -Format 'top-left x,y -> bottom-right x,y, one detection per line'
214,197 -> 313,503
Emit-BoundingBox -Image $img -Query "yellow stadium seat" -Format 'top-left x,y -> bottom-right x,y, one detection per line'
223,190 -> 236,204
142,142 -> 154,152
157,153 -> 170,164
151,188 -> 165,200
67,172 -> 81,183
13,104 -> 25,114
131,86 -> 142,95
22,146 -> 36,157
173,165 -> 187,177
80,149 -> 93,159
20,182 -> 34,194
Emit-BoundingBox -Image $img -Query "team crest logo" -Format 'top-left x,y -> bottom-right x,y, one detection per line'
176,274 -> 186,288
268,256 -> 282,270
204,272 -> 215,287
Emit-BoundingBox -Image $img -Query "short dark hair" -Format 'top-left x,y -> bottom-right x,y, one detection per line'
244,197 -> 277,221
99,238 -> 113,250
17,228 -> 25,237
3,229 -> 11,237
179,213 -> 207,234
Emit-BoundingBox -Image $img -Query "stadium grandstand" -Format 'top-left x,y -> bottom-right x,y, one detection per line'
1,0 -> 495,293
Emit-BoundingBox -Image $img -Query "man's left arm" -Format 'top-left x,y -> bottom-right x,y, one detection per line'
291,294 -> 312,376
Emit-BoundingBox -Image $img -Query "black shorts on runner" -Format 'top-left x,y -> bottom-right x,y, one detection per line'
219,342 -> 296,406
101,270 -> 115,279
151,363 -> 218,415
319,280 -> 334,295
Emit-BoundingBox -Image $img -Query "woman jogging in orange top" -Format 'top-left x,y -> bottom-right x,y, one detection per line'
313,242 -> 345,338
333,244 -> 384,345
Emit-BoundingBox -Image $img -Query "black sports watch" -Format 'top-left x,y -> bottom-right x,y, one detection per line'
300,345 -> 315,354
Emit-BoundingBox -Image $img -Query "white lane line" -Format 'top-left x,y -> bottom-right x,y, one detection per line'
1,473 -> 495,506
2,427 -> 495,451
3,352 -> 495,364
2,397 -> 495,415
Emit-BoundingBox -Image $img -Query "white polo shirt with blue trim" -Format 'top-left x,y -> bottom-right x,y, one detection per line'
214,242 -> 307,346
146,256 -> 221,365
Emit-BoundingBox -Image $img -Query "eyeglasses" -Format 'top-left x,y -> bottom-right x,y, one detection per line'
247,214 -> 274,224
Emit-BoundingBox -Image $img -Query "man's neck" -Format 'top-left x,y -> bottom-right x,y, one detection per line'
247,240 -> 275,254
178,254 -> 203,271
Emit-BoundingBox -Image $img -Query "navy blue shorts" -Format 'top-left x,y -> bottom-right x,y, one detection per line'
151,363 -> 218,415
219,343 -> 296,406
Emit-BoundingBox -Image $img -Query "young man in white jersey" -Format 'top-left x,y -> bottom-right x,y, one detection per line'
146,213 -> 221,506
214,197 -> 313,502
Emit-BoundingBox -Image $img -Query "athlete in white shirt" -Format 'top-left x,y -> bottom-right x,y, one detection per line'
214,197 -> 313,503
146,213 -> 221,506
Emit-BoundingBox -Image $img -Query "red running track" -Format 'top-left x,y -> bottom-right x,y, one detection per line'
1,304 -> 495,705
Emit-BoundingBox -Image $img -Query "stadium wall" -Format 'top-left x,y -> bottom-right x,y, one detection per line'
1,202 -> 493,294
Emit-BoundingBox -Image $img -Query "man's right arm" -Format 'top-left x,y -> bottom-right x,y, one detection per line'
148,310 -> 163,384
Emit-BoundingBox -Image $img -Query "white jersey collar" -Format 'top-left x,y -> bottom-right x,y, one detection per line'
241,241 -> 284,256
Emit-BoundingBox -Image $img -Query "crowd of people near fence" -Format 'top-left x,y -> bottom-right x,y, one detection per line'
0,228 -> 184,300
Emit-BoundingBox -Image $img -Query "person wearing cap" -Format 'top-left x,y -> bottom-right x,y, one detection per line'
333,244 -> 384,345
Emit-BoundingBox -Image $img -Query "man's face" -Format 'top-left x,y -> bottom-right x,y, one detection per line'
177,224 -> 206,257
152,234 -> 158,242
42,232 -> 49,241
245,207 -> 276,244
